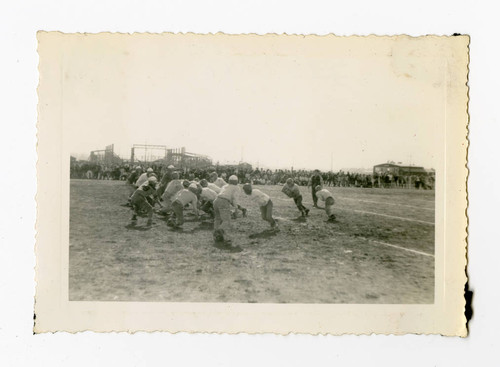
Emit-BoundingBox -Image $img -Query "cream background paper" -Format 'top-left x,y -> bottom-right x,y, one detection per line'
35,32 -> 468,335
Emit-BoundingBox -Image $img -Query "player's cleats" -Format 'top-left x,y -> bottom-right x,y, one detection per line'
327,215 -> 336,222
242,208 -> 247,218
305,208 -> 310,216
213,229 -> 225,242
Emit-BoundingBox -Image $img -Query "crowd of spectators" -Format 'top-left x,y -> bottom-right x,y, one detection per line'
70,161 -> 434,190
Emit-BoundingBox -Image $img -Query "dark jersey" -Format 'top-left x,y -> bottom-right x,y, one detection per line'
311,174 -> 322,188
160,171 -> 173,187
131,183 -> 157,201
157,170 -> 174,198
127,171 -> 140,185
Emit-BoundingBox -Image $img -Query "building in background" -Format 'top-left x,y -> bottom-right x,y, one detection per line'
373,162 -> 435,189
373,162 -> 430,177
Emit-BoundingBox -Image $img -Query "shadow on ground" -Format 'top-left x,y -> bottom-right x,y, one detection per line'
124,223 -> 153,231
249,229 -> 280,239
213,241 -> 243,253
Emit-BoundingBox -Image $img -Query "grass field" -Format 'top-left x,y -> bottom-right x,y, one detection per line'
69,179 -> 435,303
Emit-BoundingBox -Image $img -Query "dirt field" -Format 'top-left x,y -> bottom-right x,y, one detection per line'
69,179 -> 434,303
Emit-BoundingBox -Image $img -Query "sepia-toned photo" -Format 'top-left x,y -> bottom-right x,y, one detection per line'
35,33 -> 468,334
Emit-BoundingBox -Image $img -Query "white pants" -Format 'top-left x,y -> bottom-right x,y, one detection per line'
213,198 -> 232,238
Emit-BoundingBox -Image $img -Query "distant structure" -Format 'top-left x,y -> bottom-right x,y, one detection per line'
84,143 -> 212,169
89,144 -> 122,165
373,162 -> 433,177
130,144 -> 167,164
130,144 -> 212,169
163,147 -> 212,169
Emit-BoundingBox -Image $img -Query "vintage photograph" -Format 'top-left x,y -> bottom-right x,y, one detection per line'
66,33 -> 437,304
35,33 -> 468,334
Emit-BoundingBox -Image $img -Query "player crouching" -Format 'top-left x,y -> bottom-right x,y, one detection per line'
242,183 -> 278,231
281,178 -> 310,217
212,175 -> 239,244
167,183 -> 199,229
130,176 -> 159,227
315,185 -> 336,222
158,172 -> 183,216
199,179 -> 217,217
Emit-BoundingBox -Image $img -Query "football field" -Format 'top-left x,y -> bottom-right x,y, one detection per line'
69,179 -> 435,303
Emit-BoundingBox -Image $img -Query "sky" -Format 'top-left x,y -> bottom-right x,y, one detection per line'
60,34 -> 449,170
